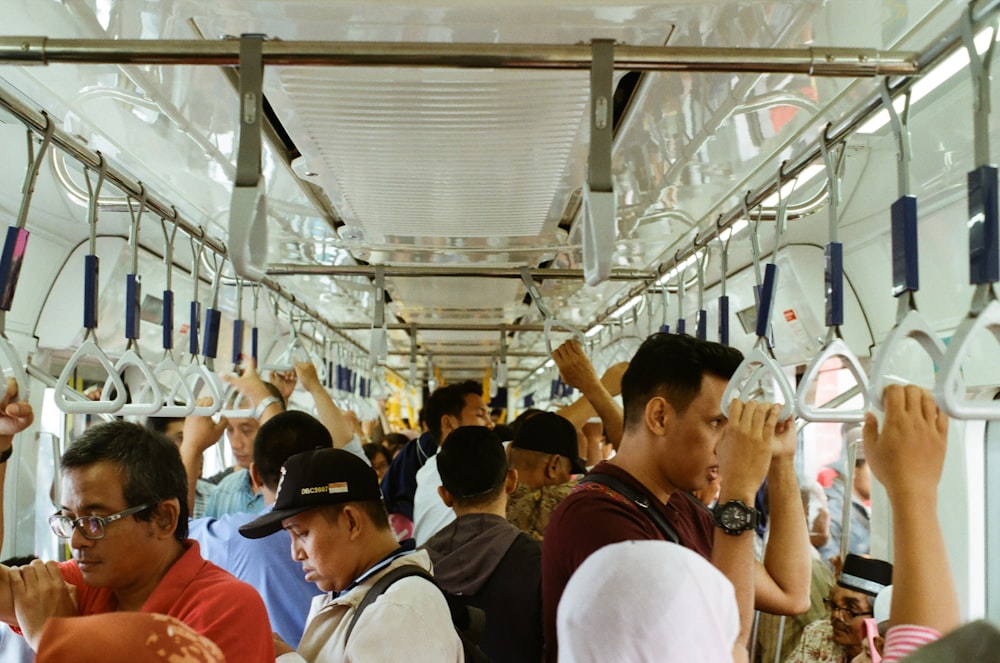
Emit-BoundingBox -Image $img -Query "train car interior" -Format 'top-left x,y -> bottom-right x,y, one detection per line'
0,0 -> 998,653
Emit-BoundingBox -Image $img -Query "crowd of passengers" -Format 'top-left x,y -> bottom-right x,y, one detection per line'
0,333 -> 996,662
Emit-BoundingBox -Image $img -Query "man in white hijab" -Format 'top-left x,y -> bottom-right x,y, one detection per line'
557,540 -> 741,663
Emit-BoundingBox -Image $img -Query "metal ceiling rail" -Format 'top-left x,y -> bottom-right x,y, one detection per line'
266,264 -> 655,281
586,0 -> 1000,337
337,322 -> 547,332
0,38 -> 920,76
0,86 -> 368,356
388,350 -> 548,358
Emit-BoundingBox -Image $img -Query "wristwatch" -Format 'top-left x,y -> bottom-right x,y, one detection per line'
0,445 -> 12,464
713,499 -> 760,536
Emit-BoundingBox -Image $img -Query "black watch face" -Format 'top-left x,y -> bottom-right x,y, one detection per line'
717,501 -> 755,534
721,505 -> 749,530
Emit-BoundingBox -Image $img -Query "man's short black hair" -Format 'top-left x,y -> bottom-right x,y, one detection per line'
424,380 -> 483,443
61,421 -> 190,541
253,410 -> 333,490
622,333 -> 743,430
437,426 -> 508,508
144,416 -> 185,435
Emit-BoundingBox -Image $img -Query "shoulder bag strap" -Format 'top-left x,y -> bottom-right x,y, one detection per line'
579,473 -> 680,544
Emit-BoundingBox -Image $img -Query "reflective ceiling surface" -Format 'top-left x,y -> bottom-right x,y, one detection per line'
0,0 -> 972,385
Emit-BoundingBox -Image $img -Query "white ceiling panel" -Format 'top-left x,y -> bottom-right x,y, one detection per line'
271,67 -> 589,241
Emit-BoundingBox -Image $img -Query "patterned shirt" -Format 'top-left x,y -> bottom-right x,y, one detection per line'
506,480 -> 576,540
785,619 -> 849,663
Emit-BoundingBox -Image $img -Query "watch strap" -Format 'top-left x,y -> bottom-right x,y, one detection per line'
0,445 -> 12,464
253,395 -> 282,420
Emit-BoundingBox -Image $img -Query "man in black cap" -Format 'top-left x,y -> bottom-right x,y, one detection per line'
239,448 -> 462,663
785,553 -> 893,663
422,426 -> 543,663
506,411 -> 587,540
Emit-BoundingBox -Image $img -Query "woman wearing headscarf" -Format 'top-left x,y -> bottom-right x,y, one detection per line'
557,540 -> 741,662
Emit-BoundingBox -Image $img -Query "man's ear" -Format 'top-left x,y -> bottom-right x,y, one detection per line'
151,499 -> 180,539
343,505 -> 365,541
440,414 -> 459,440
437,485 -> 455,508
643,396 -> 671,436
249,462 -> 264,492
504,468 -> 518,495
544,454 -> 562,480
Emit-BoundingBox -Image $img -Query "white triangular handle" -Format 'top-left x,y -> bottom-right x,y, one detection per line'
101,349 -> 164,416
721,345 -> 796,420
183,361 -> 223,416
868,309 -> 946,419
935,299 -> 1000,419
54,341 -> 128,414
796,337 -> 871,423
219,381 -> 256,419
0,335 -> 29,401
153,355 -> 196,417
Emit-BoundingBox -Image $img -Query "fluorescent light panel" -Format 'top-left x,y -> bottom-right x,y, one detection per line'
609,295 -> 643,319
858,27 -> 995,134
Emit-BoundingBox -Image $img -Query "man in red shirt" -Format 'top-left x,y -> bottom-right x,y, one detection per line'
0,396 -> 274,662
542,333 -> 811,661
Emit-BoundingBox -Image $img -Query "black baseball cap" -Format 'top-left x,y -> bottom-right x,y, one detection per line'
239,448 -> 382,539
510,411 -> 587,475
437,426 -> 508,499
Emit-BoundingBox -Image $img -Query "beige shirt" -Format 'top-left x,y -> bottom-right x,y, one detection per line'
278,550 -> 463,663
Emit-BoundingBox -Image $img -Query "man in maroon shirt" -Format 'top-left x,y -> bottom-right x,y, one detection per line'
542,333 -> 811,661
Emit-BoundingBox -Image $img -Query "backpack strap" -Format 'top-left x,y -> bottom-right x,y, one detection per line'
577,473 -> 680,544
344,563 -> 487,652
346,565 -> 433,641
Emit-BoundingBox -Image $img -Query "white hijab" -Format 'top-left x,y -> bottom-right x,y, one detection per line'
557,540 -> 739,663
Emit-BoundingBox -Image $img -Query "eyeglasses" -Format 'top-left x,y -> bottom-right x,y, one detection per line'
822,597 -> 873,620
48,504 -> 151,540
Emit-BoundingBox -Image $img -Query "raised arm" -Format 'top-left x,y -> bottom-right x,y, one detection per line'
222,357 -> 284,424
713,399 -> 775,656
180,398 -> 227,513
754,417 -> 811,616
295,361 -> 353,447
0,384 -> 35,624
552,340 -> 624,447
865,384 -> 958,635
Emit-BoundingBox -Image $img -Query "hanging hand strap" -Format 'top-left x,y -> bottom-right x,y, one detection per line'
55,156 -> 128,414
520,268 -> 585,354
935,12 -> 1000,419
721,172 -> 795,420
105,187 -> 164,416
716,216 -> 731,345
797,129 -> 870,422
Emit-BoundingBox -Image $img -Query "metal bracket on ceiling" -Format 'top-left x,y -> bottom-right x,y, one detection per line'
370,265 -> 388,366
408,322 -> 418,385
229,33 -> 269,282
582,38 -> 616,287
497,324 -> 508,388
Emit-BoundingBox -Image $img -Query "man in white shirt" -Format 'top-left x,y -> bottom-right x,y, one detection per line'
412,381 -> 493,544
240,448 -> 462,662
